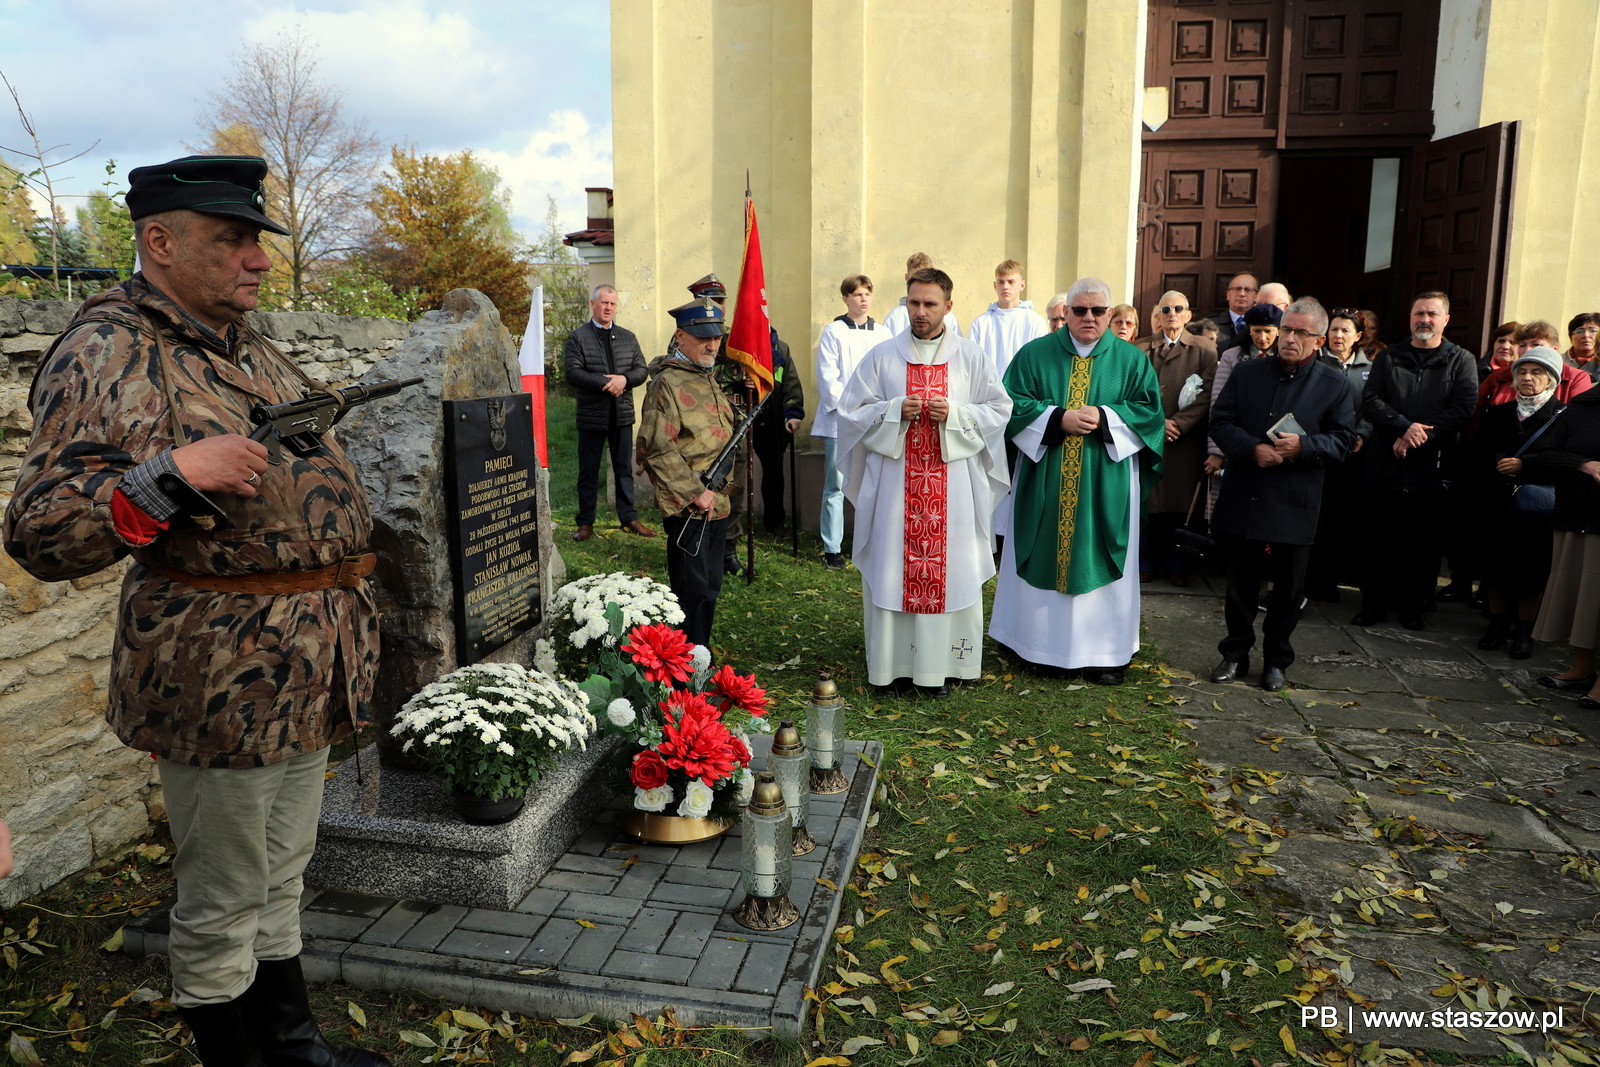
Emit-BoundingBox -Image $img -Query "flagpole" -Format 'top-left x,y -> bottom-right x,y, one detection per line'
789,431 -> 799,559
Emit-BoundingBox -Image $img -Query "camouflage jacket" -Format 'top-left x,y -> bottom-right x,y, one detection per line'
636,356 -> 737,519
2,276 -> 379,768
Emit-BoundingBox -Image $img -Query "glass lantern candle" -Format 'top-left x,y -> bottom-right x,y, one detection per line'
733,772 -> 799,930
768,720 -> 816,856
807,674 -> 850,794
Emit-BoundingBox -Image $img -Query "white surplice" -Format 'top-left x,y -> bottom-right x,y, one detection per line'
967,302 -> 1050,376
988,405 -> 1147,670
838,329 -> 1012,685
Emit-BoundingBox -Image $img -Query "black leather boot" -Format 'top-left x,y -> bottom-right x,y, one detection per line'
241,956 -> 391,1066
1478,615 -> 1511,650
1508,620 -> 1535,660
179,1001 -> 267,1066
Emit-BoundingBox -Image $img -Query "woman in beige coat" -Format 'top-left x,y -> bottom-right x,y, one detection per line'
1138,291 -> 1218,585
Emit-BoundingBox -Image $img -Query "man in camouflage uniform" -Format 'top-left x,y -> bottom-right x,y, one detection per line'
3,156 -> 387,1067
637,299 -> 737,646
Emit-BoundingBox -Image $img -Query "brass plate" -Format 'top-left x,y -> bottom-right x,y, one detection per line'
618,811 -> 732,844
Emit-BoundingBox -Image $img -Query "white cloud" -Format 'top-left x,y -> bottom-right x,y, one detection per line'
475,110 -> 613,239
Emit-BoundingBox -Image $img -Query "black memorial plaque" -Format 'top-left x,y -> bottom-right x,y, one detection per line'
444,393 -> 542,663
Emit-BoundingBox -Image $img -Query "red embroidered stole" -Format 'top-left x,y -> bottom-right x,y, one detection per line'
902,362 -> 949,613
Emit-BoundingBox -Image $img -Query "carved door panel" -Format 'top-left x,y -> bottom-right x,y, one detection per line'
1136,145 -> 1278,317
1403,122 -> 1518,357
1287,1 -> 1437,140
1145,0 -> 1284,143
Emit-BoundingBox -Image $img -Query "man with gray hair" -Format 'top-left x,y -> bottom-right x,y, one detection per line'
990,278 -> 1165,684
564,283 -> 653,542
1045,292 -> 1071,333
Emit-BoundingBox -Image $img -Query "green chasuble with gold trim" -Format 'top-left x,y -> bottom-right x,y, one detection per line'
1003,329 -> 1165,595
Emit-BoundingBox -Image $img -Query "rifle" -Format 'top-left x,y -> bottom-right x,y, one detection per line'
248,377 -> 425,463
675,379 -> 777,555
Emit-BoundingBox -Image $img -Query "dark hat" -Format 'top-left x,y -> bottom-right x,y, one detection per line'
669,298 -> 728,338
687,274 -> 726,300
126,155 -> 290,236
1242,303 -> 1283,328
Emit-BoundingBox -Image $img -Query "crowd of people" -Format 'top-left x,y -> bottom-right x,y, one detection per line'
568,259 -> 1600,707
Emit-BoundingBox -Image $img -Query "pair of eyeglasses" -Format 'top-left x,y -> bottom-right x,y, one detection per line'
1281,327 -> 1322,340
1158,305 -> 1188,314
1070,305 -> 1109,317
1228,285 -> 1258,294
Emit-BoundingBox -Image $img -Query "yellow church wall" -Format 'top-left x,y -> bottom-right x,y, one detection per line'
612,0 -> 1147,435
1476,0 -> 1600,323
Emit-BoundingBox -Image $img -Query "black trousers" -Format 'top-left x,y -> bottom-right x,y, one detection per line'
1139,512 -> 1189,576
1359,488 -> 1444,613
575,422 -> 637,526
753,429 -> 792,533
663,515 -> 728,647
1219,536 -> 1311,669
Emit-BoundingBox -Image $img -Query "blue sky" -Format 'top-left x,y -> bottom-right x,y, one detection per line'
0,0 -> 613,237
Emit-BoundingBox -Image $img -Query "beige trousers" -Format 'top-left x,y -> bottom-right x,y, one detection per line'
158,747 -> 330,1006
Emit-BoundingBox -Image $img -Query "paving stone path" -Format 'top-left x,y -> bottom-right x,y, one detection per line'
1142,579 -> 1600,1062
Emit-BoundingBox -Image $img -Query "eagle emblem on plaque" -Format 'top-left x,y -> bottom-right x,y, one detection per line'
487,399 -> 508,452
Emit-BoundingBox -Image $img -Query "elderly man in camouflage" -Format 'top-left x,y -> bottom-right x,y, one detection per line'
2,157 -> 387,1067
637,298 -> 738,646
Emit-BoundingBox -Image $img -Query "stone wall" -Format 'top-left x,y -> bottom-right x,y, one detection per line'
0,295 -> 408,907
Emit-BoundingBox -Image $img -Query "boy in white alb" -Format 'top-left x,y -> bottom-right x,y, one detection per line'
966,259 -> 1050,376
883,251 -> 960,339
813,274 -> 884,568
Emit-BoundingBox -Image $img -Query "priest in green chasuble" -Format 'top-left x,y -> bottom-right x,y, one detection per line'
990,277 -> 1165,685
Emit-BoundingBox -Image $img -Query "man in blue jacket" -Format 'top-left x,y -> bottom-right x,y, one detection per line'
1208,300 -> 1358,691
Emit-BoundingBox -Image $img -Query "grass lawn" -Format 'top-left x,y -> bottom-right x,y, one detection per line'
1,389 -> 1344,1067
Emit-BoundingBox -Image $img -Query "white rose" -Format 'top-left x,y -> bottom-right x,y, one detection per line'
677,780 -> 715,819
607,698 -> 636,727
736,768 -> 755,805
634,784 -> 673,812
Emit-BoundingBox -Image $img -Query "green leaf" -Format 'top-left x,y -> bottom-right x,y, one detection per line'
452,1009 -> 491,1030
347,1001 -> 367,1028
100,926 -> 124,952
579,674 -> 614,716
398,1031 -> 437,1048
8,1035 -> 43,1066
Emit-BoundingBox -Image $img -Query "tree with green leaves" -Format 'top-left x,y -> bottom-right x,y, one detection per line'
527,196 -> 590,385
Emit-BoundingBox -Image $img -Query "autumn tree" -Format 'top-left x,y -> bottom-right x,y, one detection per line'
527,196 -> 590,384
364,147 -> 532,333
197,26 -> 380,305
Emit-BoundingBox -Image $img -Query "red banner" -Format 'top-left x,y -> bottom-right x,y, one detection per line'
725,195 -> 774,397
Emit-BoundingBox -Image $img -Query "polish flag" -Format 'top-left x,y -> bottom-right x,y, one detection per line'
725,192 -> 774,398
519,284 -> 549,467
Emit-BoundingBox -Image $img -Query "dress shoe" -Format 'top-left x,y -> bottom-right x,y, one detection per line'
1261,667 -> 1287,692
1507,621 -> 1534,660
1398,611 -> 1426,631
723,551 -> 743,576
1478,616 -> 1511,650
1538,672 -> 1598,690
916,683 -> 952,698
1167,573 -> 1189,587
1085,666 -> 1125,686
1209,658 -> 1248,683
872,678 -> 913,697
620,519 -> 656,537
1139,571 -> 1153,583
572,524 -> 593,542
824,553 -> 846,570
1351,609 -> 1385,626
1580,695 -> 1600,710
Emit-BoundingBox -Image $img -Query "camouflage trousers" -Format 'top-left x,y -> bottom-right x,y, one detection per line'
159,748 -> 330,1005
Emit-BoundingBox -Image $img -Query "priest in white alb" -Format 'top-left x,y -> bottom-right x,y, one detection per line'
838,268 -> 1013,697
989,278 -> 1165,685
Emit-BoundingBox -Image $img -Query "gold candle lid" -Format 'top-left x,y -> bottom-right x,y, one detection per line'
771,720 -> 805,756
812,673 -> 840,705
749,772 -> 787,815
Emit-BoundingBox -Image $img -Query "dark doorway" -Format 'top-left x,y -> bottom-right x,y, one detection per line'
1274,154 -> 1399,332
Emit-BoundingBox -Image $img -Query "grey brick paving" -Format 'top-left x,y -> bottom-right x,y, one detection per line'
649,881 -> 732,908
708,837 -> 743,870
299,910 -> 376,940
734,941 -> 789,994
559,922 -> 625,974
663,865 -> 740,889
458,908 -> 546,938
435,927 -> 530,963
660,911 -> 718,958
672,839 -> 721,867
604,949 -> 692,984
540,870 -> 620,895
615,907 -> 679,953
688,937 -> 748,990
552,853 -> 631,877
393,904 -> 467,951
518,918 -> 582,965
568,828 -> 612,856
357,901 -> 428,947
554,892 -> 644,921
604,843 -> 680,864
514,887 -> 568,916
307,890 -> 395,917
612,861 -> 669,899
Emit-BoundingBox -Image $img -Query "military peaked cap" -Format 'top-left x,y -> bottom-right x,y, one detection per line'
126,155 -> 290,236
669,298 -> 728,338
687,274 -> 727,300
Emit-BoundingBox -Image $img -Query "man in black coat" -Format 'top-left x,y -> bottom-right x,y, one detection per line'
1209,300 -> 1357,691
564,284 -> 654,541
1353,292 -> 1478,628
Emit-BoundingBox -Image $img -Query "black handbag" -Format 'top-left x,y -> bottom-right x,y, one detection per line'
1509,410 -> 1561,516
1173,481 -> 1215,558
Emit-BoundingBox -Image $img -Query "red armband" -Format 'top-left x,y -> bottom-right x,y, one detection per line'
111,489 -> 170,546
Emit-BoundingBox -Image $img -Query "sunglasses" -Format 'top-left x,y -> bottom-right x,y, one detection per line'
1330,308 -> 1361,319
1158,305 -> 1188,314
1070,306 -> 1109,317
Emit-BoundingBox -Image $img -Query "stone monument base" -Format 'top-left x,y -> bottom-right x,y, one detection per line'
305,736 -> 622,910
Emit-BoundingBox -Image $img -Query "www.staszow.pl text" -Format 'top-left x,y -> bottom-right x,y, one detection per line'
1302,1006 -> 1567,1033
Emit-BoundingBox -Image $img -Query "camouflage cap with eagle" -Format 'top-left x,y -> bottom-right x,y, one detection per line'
126,155 -> 291,236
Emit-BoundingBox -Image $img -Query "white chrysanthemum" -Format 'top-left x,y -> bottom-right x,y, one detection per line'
736,768 -> 756,806
606,698 -> 636,727
689,645 -> 712,673
634,785 -> 672,812
677,780 -> 715,819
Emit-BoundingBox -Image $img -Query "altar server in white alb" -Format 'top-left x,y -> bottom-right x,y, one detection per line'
966,259 -> 1050,376
838,268 -> 1013,697
812,273 -> 884,570
882,252 -> 961,339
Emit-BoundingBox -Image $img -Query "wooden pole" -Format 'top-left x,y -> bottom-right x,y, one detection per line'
746,384 -> 756,585
789,432 -> 799,558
